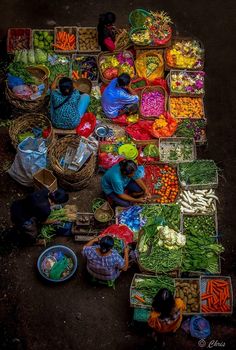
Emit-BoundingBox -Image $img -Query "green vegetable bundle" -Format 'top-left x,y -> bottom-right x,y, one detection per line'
178,160 -> 218,186
182,234 -> 224,273
141,204 -> 181,231
183,215 -> 216,237
8,62 -> 36,84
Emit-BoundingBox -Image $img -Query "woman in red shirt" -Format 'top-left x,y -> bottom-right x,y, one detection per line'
97,12 -> 117,52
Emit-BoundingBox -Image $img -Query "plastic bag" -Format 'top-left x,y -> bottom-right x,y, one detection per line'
151,112 -> 177,138
12,85 -> 33,99
7,73 -> 24,89
76,112 -> 96,138
8,137 -> 47,186
125,120 -> 154,140
99,224 -> 134,244
190,316 -> 211,339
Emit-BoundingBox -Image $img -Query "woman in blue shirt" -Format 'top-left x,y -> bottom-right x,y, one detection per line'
101,73 -> 139,119
50,76 -> 90,129
101,159 -> 151,207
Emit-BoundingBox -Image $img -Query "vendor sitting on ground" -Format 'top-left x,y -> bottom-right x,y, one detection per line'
82,235 -> 129,283
50,75 -> 90,129
101,159 -> 151,207
101,73 -> 139,119
97,12 -> 117,52
148,288 -> 186,346
10,188 -> 69,243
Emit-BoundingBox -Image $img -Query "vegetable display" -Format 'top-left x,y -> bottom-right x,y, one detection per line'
33,30 -> 54,51
177,189 -> 218,214
144,164 -> 179,203
178,160 -> 218,187
54,31 -> 76,51
136,143 -> 159,164
157,226 -> 186,250
201,278 -> 232,313
131,275 -> 175,307
182,234 -> 224,274
170,97 -> 204,119
14,49 -> 48,65
141,90 -> 165,117
99,51 -> 135,82
138,223 -> 182,273
166,40 -> 204,69
175,279 -> 200,313
8,62 -> 37,84
141,204 -> 181,232
78,27 -> 99,51
175,119 -> 207,143
72,56 -> 98,81
183,214 -> 217,237
170,70 -> 205,96
159,138 -> 195,162
8,29 -> 31,51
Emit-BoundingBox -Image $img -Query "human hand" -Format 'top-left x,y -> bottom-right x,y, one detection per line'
135,197 -> 146,204
144,190 -> 152,199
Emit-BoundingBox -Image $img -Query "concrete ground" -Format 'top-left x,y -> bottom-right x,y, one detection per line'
0,1 -> 236,349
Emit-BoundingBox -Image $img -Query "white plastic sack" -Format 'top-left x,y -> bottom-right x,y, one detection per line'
8,137 -> 47,186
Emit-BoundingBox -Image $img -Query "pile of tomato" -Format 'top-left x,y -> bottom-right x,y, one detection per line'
144,164 -> 179,203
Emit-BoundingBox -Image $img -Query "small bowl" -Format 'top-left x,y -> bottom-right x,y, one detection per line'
37,245 -> 78,283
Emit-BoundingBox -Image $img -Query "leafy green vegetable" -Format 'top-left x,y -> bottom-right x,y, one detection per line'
8,62 -> 36,84
178,160 -> 218,185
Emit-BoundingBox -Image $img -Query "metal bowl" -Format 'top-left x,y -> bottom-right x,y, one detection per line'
94,124 -> 110,138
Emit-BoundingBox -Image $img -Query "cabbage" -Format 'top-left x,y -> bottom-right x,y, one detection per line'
28,49 -> 35,64
35,49 -> 47,64
21,50 -> 28,65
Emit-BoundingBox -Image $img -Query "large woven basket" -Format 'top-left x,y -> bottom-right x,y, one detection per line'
140,86 -> 168,119
49,135 -> 96,183
9,113 -> 54,149
115,29 -> 132,51
98,50 -> 135,85
5,65 -> 49,112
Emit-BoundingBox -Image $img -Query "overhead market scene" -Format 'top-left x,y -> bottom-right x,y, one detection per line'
0,2 -> 235,350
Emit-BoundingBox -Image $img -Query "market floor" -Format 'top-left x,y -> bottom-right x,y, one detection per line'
1,1 -> 236,350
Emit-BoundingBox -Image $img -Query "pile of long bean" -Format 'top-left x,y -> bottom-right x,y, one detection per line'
133,275 -> 175,305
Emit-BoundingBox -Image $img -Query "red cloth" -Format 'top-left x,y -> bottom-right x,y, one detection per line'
125,120 -> 154,140
99,224 -> 134,244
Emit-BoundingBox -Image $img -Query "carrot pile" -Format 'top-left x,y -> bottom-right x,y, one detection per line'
53,31 -> 76,51
201,279 -> 231,313
72,70 -> 88,80
170,97 -> 204,119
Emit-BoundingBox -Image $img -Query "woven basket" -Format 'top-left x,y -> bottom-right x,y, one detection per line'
49,135 -> 96,183
135,50 -> 164,81
9,113 -> 54,149
140,86 -> 167,119
115,29 -> 132,51
129,27 -> 152,46
5,66 -> 49,112
98,50 -> 135,85
129,9 -> 151,27
165,37 -> 205,71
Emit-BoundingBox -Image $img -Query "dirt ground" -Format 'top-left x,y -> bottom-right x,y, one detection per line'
0,1 -> 236,349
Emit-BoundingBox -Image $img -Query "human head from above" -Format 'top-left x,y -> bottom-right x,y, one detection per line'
59,77 -> 74,96
117,73 -> 131,88
152,288 -> 175,317
99,12 -> 116,26
48,189 -> 69,205
99,235 -> 114,254
119,159 -> 137,178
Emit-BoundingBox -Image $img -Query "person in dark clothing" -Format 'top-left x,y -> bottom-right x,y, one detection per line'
10,188 -> 69,243
97,12 -> 117,52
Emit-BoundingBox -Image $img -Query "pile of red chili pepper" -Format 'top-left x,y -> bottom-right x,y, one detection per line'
201,279 -> 231,313
144,164 -> 179,203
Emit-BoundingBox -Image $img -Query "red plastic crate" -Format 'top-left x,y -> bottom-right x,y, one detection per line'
7,28 -> 32,53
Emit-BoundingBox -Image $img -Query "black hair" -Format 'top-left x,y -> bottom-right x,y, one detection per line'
152,288 -> 175,318
99,235 -> 114,254
98,12 -> 116,26
48,189 -> 69,204
117,73 -> 131,87
59,77 -> 74,96
119,159 -> 137,176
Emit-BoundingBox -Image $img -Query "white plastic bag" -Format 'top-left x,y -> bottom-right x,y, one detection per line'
8,137 -> 47,186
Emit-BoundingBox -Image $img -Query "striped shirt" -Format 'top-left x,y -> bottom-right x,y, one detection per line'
82,245 -> 125,281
